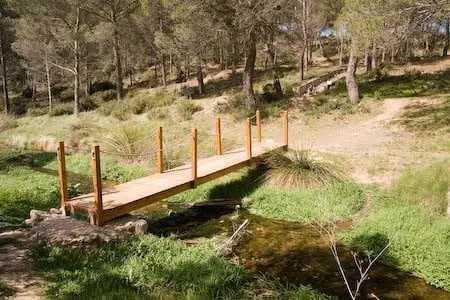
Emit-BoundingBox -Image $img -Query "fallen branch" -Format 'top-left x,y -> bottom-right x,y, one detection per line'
219,219 -> 249,255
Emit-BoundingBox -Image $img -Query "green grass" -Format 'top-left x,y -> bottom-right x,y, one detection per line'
0,281 -> 14,298
168,166 -> 365,224
0,149 -> 147,225
32,235 -> 332,300
343,161 -> 450,291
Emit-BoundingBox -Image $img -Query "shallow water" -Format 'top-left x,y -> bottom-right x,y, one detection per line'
138,202 -> 450,300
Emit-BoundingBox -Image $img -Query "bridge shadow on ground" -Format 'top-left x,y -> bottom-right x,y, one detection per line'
145,166 -> 266,238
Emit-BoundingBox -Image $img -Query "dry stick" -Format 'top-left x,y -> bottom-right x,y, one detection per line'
256,110 -> 262,142
157,126 -> 163,173
91,145 -> 103,225
283,110 -> 289,149
246,118 -> 252,160
220,219 -> 249,254
216,117 -> 223,155
191,128 -> 197,187
57,141 -> 69,215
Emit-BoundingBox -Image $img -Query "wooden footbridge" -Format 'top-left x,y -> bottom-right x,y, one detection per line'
56,111 -> 289,225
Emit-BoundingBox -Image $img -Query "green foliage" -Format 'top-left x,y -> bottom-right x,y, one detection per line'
0,281 -> 14,298
111,103 -> 132,121
32,235 -> 330,299
27,107 -> 48,117
397,98 -> 450,132
68,114 -> 97,138
177,101 -> 203,120
0,114 -> 18,132
263,150 -> 346,189
147,107 -> 169,120
343,161 -> 450,291
306,95 -> 371,117
49,103 -> 73,117
100,124 -> 145,159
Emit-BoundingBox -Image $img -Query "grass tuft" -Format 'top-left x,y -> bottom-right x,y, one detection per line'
0,114 -> 18,132
263,149 -> 345,190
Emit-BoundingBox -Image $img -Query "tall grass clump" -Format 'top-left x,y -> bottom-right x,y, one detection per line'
177,101 -> 203,120
0,114 -> 18,132
100,124 -> 145,160
263,149 -> 345,189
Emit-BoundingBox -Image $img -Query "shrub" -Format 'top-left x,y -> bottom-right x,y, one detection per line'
177,101 -> 203,120
0,115 -> 18,132
147,107 -> 168,120
79,96 -> 98,112
97,101 -> 116,116
129,98 -> 148,115
22,86 -> 33,99
49,103 -> 73,117
404,68 -> 422,80
27,107 -> 48,117
69,114 -> 97,137
10,98 -> 27,116
263,149 -> 346,190
98,90 -> 117,102
90,81 -> 116,94
111,103 -> 131,121
59,89 -> 74,102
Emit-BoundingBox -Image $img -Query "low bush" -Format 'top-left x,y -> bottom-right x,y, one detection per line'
49,103 -> 73,117
111,104 -> 131,121
10,98 -> 27,116
97,101 -> 116,116
79,96 -> 98,112
177,101 -> 203,120
147,107 -> 169,120
27,107 -> 48,117
90,81 -> 116,94
68,114 -> 97,138
101,124 -> 144,160
0,115 -> 18,132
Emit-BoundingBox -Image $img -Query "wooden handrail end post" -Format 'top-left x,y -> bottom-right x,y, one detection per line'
91,145 -> 103,225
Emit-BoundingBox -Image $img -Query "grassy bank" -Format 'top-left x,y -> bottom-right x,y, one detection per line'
32,235 -> 333,300
0,149 -> 147,225
343,161 -> 450,291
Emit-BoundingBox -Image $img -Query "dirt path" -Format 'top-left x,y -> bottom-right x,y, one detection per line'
0,228 -> 41,299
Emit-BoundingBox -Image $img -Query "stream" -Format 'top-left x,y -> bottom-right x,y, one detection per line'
138,201 -> 450,300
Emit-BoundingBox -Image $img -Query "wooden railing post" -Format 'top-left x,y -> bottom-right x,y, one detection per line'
157,126 -> 163,173
283,111 -> 289,149
191,128 -> 198,186
57,141 -> 69,215
216,117 -> 223,155
246,118 -> 252,160
91,145 -> 103,225
256,110 -> 262,142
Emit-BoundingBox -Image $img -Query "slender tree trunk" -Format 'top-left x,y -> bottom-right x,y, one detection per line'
243,37 -> 257,109
196,61 -> 205,94
391,47 -> 395,63
45,52 -> 52,112
154,58 -> 158,85
161,54 -> 167,87
267,33 -> 282,97
85,55 -> 90,97
73,7 -> 80,116
371,41 -> 377,69
339,36 -> 344,67
381,47 -> 386,63
364,46 -> 369,69
112,19 -> 124,100
169,53 -> 173,74
346,45 -> 360,105
32,79 -> 36,102
231,35 -> 237,75
443,18 -> 449,57
0,26 -> 9,114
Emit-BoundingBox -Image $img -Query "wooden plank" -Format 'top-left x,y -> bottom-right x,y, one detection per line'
57,141 -> 69,215
216,118 -> 222,155
246,118 -> 252,160
256,110 -> 262,142
157,126 -> 163,173
91,145 -> 103,225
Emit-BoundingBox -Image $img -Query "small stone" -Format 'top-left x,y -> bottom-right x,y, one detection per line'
30,210 -> 48,223
134,220 -> 148,235
50,208 -> 61,215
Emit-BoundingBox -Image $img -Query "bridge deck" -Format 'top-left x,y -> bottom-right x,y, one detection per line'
67,139 -> 284,224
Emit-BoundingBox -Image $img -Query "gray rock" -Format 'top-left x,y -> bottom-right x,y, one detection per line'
134,220 -> 148,235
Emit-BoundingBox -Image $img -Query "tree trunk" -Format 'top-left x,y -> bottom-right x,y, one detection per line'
339,36 -> 344,67
381,47 -> 386,63
154,58 -> 158,84
391,47 -> 395,63
346,46 -> 360,105
299,48 -> 306,81
267,34 -> 282,97
231,36 -> 237,75
85,56 -> 90,97
169,53 -> 173,74
371,41 -> 377,69
161,54 -> 167,87
45,52 -> 52,112
196,61 -> 205,94
112,20 -> 124,100
0,26 -> 9,114
73,7 -> 80,116
243,38 -> 257,110
443,18 -> 449,57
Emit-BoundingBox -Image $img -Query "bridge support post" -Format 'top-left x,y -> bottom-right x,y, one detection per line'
283,111 -> 289,150
256,110 -> 261,143
191,128 -> 198,187
157,126 -> 163,173
91,145 -> 103,225
57,141 -> 69,215
216,118 -> 222,155
246,118 -> 252,161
